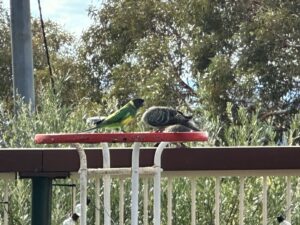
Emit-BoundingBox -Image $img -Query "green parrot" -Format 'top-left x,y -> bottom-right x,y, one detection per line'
83,98 -> 144,132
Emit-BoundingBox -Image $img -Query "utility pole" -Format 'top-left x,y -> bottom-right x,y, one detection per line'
10,1 -> 52,225
10,0 -> 35,111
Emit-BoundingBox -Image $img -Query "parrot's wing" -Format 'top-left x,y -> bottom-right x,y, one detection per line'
103,105 -> 135,125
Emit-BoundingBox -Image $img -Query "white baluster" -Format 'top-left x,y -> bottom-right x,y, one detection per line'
262,176 -> 268,225
191,178 -> 196,225
95,178 -> 100,225
286,176 -> 292,222
215,177 -> 221,225
119,178 -> 125,225
239,176 -> 245,225
143,178 -> 149,225
167,177 -> 173,225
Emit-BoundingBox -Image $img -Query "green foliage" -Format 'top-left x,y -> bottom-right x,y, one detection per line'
0,5 -> 89,108
1,0 -> 300,224
6,180 -> 31,225
224,103 -> 276,146
31,19 -> 88,106
0,86 -> 300,224
0,93 -> 85,148
81,0 -> 199,107
0,3 -> 12,105
79,0 -> 300,139
200,55 -> 235,120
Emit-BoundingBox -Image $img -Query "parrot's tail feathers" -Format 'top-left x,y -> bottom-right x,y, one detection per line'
95,119 -> 105,125
79,126 -> 98,133
86,116 -> 105,125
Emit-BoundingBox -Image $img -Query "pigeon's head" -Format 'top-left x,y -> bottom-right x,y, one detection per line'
132,98 -> 144,109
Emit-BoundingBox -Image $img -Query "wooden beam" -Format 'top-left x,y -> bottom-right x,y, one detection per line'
0,147 -> 300,178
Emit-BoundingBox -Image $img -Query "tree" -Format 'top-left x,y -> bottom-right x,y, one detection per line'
81,0 -> 199,108
0,1 -> 86,108
31,19 -> 85,106
0,3 -> 12,106
80,0 -> 299,141
235,0 -> 300,119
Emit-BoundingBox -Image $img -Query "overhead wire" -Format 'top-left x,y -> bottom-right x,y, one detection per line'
37,0 -> 56,95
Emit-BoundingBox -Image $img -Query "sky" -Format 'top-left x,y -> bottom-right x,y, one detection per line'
3,0 -> 102,36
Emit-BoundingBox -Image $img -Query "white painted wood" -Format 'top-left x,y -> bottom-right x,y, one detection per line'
131,142 -> 141,225
87,167 -> 158,176
153,142 -> 169,225
72,181 -> 76,214
95,178 -> 100,225
286,176 -> 292,222
119,178 -> 125,225
262,176 -> 268,225
72,143 -> 88,225
191,178 -> 196,225
102,143 -> 111,225
143,178 -> 149,225
215,177 -> 221,225
167,177 -> 173,225
239,176 -> 245,225
163,170 -> 300,177
4,183 -> 8,225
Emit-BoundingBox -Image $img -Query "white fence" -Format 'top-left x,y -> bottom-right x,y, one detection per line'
66,170 -> 298,225
1,146 -> 300,225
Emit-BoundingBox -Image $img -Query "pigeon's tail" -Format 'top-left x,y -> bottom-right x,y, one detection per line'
184,120 -> 200,131
183,115 -> 193,120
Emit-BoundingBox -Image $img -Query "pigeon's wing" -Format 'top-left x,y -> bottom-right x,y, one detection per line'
142,107 -> 171,127
165,110 -> 190,125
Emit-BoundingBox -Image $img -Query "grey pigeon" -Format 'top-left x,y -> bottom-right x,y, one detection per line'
142,106 -> 199,131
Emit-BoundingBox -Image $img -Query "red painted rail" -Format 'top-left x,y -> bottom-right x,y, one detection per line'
34,132 -> 208,144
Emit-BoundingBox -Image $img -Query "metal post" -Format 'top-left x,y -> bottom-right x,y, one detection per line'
79,153 -> 87,225
10,0 -> 35,110
119,178 -> 125,225
131,142 -> 141,225
72,182 -> 76,214
4,183 -> 9,225
153,142 -> 169,225
31,177 -> 52,225
95,178 -> 101,225
167,177 -> 173,225
143,178 -> 149,225
191,178 -> 196,225
239,176 -> 245,225
102,143 -> 111,225
262,176 -> 268,225
286,176 -> 292,222
72,143 -> 87,225
215,177 -> 220,225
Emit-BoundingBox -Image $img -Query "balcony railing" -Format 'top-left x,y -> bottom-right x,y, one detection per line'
0,146 -> 300,225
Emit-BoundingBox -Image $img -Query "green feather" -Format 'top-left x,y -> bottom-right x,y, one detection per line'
82,99 -> 144,132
